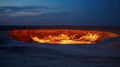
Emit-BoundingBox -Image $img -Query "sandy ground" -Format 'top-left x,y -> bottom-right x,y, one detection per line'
0,27 -> 120,67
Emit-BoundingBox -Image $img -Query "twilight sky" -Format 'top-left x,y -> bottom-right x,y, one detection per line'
0,0 -> 120,26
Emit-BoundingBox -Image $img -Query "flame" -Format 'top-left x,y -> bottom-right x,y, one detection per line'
8,29 -> 119,44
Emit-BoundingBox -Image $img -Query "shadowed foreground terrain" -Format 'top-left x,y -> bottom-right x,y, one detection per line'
0,46 -> 120,67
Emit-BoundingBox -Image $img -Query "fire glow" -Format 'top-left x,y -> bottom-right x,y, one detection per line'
8,29 -> 119,44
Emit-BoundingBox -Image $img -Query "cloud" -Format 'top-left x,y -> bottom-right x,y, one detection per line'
5,12 -> 43,17
0,6 -> 63,17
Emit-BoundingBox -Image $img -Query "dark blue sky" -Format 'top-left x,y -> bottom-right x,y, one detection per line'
0,0 -> 120,26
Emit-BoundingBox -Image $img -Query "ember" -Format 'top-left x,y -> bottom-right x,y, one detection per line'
8,30 -> 119,44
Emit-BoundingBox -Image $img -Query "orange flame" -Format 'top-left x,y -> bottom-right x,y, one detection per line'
8,29 -> 119,44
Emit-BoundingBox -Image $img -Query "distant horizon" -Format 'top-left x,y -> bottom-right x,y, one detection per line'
0,23 -> 120,26
0,25 -> 120,26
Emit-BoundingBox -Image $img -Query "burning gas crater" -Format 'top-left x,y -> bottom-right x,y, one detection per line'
8,30 -> 119,44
